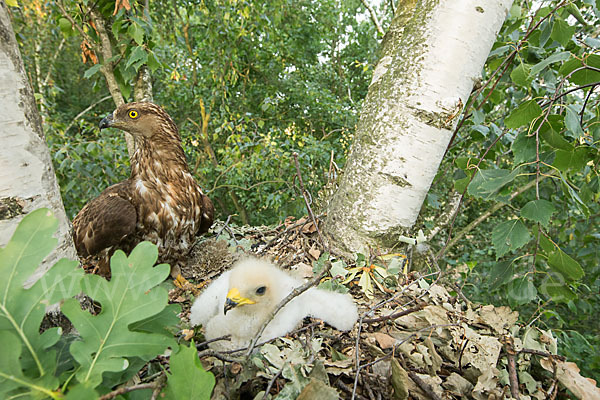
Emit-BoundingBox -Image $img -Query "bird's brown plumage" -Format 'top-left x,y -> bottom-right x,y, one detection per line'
72,102 -> 214,275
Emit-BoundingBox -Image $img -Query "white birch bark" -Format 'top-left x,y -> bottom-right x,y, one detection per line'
325,0 -> 512,253
0,2 -> 77,280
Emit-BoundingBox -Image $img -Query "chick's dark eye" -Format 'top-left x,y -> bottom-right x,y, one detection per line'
256,286 -> 267,295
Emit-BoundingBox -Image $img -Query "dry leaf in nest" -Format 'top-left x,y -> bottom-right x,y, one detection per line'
181,329 -> 194,341
540,359 -> 600,400
308,244 -> 321,260
443,373 -> 474,397
471,367 -> 502,400
371,332 -> 396,350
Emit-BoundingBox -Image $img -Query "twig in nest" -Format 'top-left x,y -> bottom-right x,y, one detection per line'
407,369 -> 443,400
336,379 -> 369,400
292,152 -> 327,251
262,365 -> 284,400
362,304 -> 425,323
215,215 -> 234,237
98,383 -> 156,400
196,349 -> 243,363
502,335 -> 520,399
195,334 -> 231,349
351,323 -> 459,400
223,321 -> 321,354
150,374 -> 166,400
519,348 -> 565,361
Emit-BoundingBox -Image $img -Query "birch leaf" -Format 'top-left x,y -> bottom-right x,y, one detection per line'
491,219 -> 531,259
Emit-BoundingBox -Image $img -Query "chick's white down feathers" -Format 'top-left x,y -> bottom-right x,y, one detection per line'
189,258 -> 358,350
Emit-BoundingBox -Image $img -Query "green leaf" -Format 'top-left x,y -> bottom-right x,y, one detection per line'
504,100 -> 542,129
541,278 -> 576,304
529,51 -> 570,76
510,63 -> 532,87
126,46 -> 148,71
550,19 -> 575,47
147,51 -> 161,72
5,0 -> 18,6
0,209 -> 83,398
520,200 -> 556,227
162,343 -> 215,400
547,248 -> 584,281
468,168 -> 520,200
558,55 -> 600,85
62,242 -> 175,389
58,17 -> 72,34
491,219 -> 531,259
539,115 -> 572,150
566,4 -> 587,26
511,132 -> 536,164
564,106 -> 584,137
83,64 -> 102,79
128,22 -> 145,46
508,277 -> 537,305
553,148 -> 589,171
489,260 -> 514,290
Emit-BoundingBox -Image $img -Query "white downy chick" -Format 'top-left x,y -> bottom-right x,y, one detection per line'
189,258 -> 358,351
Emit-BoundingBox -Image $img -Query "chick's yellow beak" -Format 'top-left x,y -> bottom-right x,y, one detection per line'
224,287 -> 255,314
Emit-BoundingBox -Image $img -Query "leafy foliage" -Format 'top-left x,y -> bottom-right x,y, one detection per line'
162,342 -> 215,399
62,242 -> 175,389
426,0 -> 600,380
0,210 -> 212,398
0,209 -> 83,399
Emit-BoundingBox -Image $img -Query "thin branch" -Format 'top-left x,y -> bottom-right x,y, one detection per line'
362,304 -> 424,323
262,365 -> 284,400
292,152 -> 327,250
98,383 -> 156,400
502,336 -> 521,400
438,176 -> 549,258
579,84 -> 597,126
64,95 -> 112,133
359,0 -> 385,35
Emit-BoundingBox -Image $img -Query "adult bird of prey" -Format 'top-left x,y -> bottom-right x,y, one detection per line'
72,102 -> 214,276
189,258 -> 358,351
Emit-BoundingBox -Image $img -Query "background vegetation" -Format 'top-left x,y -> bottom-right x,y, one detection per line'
8,0 -> 600,383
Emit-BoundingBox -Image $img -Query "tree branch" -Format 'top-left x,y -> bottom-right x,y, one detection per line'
64,95 -> 112,133
359,0 -> 385,35
438,175 -> 550,258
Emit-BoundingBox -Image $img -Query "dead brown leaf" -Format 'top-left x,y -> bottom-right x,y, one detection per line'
113,0 -> 131,15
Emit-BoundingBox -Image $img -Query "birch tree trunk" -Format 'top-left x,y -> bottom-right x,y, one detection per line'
0,2 -> 77,279
324,0 -> 512,253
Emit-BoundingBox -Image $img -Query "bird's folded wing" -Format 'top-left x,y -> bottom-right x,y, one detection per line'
189,270 -> 231,327
299,288 -> 358,331
72,188 -> 137,257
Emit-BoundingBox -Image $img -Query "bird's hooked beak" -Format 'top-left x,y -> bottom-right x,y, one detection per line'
224,287 -> 255,314
99,113 -> 114,130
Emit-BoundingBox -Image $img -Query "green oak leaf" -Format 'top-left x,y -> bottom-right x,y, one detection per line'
62,242 -> 175,389
162,343 -> 215,400
491,219 -> 531,259
0,209 -> 83,398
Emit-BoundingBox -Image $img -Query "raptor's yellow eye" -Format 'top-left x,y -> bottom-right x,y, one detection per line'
128,110 -> 139,119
